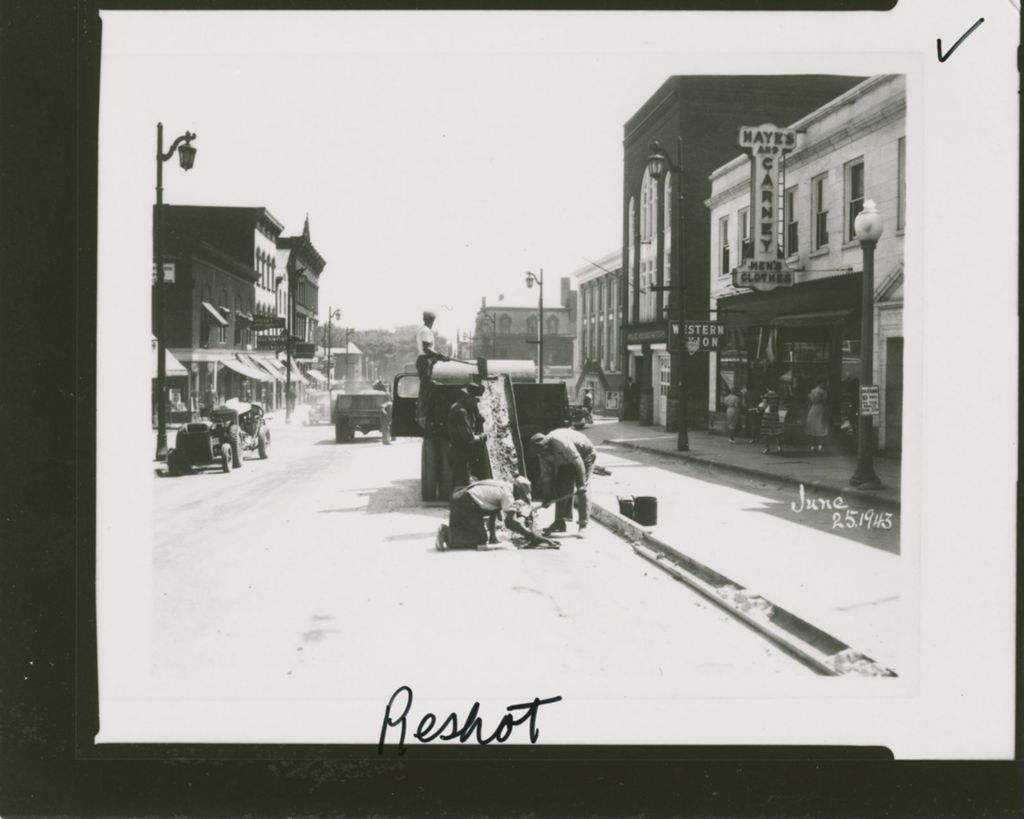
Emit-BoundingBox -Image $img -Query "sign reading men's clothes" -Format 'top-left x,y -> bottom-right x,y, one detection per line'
670,320 -> 727,355
732,123 -> 796,292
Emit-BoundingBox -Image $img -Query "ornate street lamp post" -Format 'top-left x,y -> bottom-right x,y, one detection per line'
153,123 -> 196,461
646,139 -> 689,451
525,269 -> 544,383
850,199 -> 884,488
326,307 -> 341,404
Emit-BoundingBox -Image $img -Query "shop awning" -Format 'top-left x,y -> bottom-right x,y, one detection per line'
771,308 -> 855,327
202,301 -> 229,326
289,360 -> 309,381
220,356 -> 272,381
152,342 -> 187,378
245,354 -> 284,381
306,369 -> 328,384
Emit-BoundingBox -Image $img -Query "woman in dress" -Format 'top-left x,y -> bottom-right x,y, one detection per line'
758,389 -> 783,454
723,388 -> 741,443
805,382 -> 830,453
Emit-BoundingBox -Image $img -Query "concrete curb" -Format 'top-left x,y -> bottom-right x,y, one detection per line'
589,499 -> 897,678
605,438 -> 901,512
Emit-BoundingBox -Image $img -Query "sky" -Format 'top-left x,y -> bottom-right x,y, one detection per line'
99,11 -> 712,339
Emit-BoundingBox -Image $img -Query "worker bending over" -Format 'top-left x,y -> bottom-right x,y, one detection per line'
436,476 -> 555,551
530,427 -> 596,536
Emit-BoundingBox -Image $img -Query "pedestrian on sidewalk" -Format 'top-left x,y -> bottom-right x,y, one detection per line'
530,427 -> 596,536
758,388 -> 783,454
744,386 -> 761,444
723,388 -> 741,443
805,382 -> 830,453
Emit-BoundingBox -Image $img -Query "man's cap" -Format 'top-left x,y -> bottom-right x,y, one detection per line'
423,310 -> 437,320
513,476 -> 532,497
530,432 -> 546,449
461,382 -> 485,397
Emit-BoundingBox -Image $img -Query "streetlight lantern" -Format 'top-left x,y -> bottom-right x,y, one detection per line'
646,143 -> 666,180
850,198 -> 884,489
525,271 -> 535,288
177,135 -> 197,170
854,199 -> 884,242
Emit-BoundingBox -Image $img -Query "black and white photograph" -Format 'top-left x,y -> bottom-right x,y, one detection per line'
78,0 -> 1017,766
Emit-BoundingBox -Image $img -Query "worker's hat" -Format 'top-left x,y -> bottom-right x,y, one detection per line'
423,310 -> 437,320
529,432 -> 546,450
461,382 -> 485,397
512,476 -> 533,499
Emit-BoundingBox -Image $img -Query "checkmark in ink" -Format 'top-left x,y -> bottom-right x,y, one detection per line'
937,18 -> 985,63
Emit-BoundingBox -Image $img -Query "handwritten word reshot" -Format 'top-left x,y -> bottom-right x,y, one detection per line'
378,685 -> 563,755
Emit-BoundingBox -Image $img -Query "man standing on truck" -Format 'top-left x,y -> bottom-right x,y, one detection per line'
447,382 -> 488,488
530,427 -> 597,536
415,310 -> 448,429
436,476 -> 557,551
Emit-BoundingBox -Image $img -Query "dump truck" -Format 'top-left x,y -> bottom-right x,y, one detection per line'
391,359 -> 571,501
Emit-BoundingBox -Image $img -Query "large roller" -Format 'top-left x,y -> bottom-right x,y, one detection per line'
430,359 -> 536,384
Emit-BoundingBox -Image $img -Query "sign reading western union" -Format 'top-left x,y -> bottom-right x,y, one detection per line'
733,123 -> 796,292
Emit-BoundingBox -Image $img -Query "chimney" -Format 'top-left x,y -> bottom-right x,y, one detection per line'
481,297 -> 486,309
560,277 -> 571,308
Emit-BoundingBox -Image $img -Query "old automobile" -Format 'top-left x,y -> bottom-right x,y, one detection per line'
167,399 -> 271,475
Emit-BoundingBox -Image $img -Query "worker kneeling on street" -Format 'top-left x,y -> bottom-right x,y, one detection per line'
530,427 -> 596,536
436,476 -> 554,551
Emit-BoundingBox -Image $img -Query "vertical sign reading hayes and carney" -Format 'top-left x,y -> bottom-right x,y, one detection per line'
732,123 -> 796,292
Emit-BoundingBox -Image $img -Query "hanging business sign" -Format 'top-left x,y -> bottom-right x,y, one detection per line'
732,123 -> 796,292
251,315 -> 287,330
669,320 -> 727,354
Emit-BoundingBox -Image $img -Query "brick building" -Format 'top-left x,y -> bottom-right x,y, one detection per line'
620,74 -> 866,430
473,277 -> 577,388
707,74 -> 905,450
573,250 -> 624,413
154,206 -> 325,417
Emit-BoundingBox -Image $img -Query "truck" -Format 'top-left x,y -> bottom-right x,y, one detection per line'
390,359 -> 571,501
333,389 -> 388,443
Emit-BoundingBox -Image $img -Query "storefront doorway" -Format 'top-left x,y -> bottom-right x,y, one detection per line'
885,337 -> 903,450
654,352 -> 671,427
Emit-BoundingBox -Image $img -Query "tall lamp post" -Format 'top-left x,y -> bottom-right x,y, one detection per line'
850,199 -> 884,488
646,139 -> 689,451
153,123 -> 197,461
325,307 -> 341,403
480,311 -> 497,359
525,268 -> 544,383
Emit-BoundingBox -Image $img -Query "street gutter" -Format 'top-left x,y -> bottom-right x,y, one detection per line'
589,499 -> 898,678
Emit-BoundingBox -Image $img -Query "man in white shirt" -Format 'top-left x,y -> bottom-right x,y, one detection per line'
436,476 -> 557,551
415,310 -> 448,429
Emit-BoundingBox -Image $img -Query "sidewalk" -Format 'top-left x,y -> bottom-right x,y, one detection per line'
583,419 -> 902,675
588,419 -> 901,511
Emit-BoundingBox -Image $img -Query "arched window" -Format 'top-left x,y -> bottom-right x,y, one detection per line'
663,173 -> 673,307
526,315 -> 538,337
627,197 -> 636,320
498,314 -> 512,335
639,170 -> 658,321
546,315 -> 558,336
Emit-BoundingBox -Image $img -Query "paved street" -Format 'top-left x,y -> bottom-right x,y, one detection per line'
152,421 -> 812,705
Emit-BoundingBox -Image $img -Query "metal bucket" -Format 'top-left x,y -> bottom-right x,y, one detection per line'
617,495 -> 635,520
633,496 -> 658,526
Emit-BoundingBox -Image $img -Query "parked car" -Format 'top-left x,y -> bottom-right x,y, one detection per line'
167,400 -> 270,475
304,392 -> 332,426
